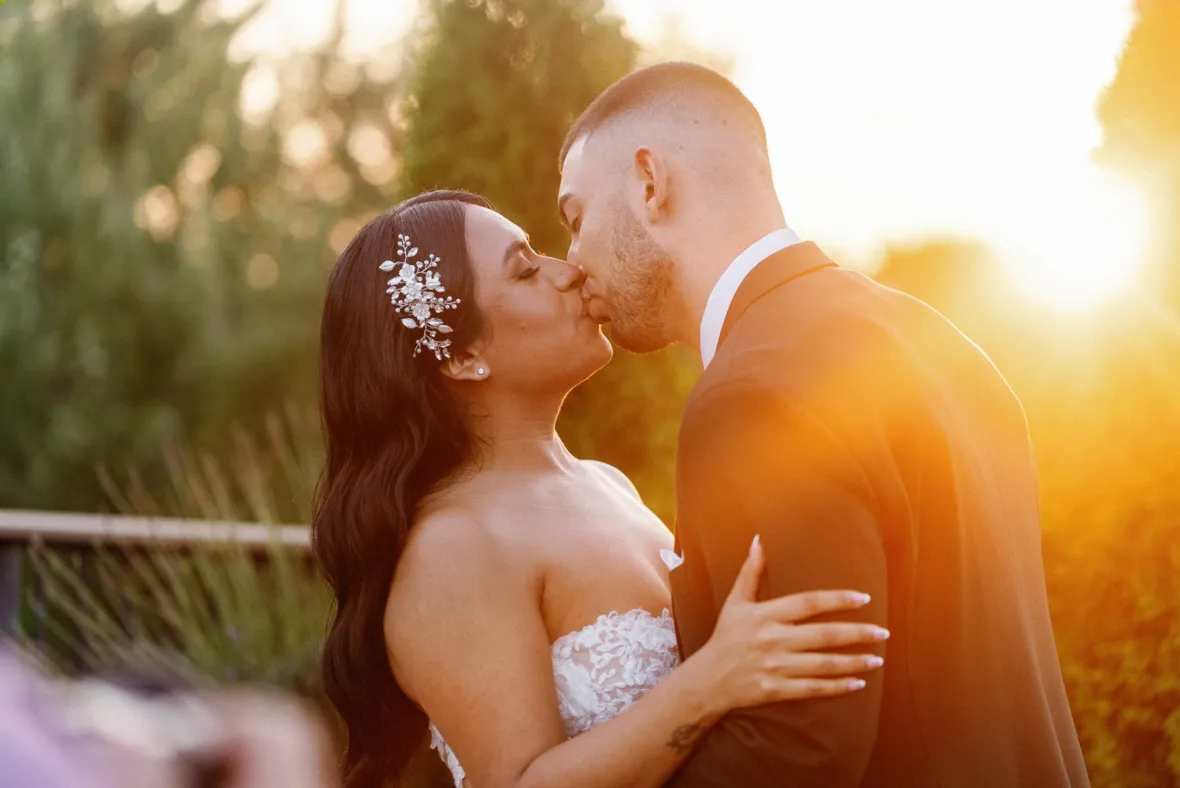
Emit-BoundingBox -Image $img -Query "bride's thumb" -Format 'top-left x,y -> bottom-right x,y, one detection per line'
725,535 -> 764,605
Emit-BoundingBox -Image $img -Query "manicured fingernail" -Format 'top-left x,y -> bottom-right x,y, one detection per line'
872,627 -> 891,640
750,534 -> 761,553
849,679 -> 867,690
851,592 -> 871,606
865,656 -> 884,668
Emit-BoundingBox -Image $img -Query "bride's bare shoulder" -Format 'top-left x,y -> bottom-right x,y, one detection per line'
582,459 -> 643,500
388,500 -> 541,619
385,505 -> 539,667
396,505 -> 526,593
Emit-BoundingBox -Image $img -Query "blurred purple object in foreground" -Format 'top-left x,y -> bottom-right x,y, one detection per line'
0,649 -> 104,788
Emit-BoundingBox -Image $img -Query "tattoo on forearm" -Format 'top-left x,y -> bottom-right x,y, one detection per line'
665,722 -> 705,752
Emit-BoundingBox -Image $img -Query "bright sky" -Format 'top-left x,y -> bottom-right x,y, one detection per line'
227,0 -> 1144,308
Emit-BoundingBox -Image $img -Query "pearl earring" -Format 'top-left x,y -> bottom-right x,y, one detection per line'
477,367 -> 487,377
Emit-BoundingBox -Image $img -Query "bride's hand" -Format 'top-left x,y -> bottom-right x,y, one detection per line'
692,535 -> 887,713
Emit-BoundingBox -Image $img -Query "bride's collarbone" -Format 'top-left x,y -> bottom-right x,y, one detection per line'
465,476 -> 667,543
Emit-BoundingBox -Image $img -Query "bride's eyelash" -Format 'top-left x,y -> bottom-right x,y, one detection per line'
516,246 -> 542,279
519,261 -> 540,280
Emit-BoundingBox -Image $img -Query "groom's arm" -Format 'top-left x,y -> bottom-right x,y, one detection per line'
666,379 -> 889,788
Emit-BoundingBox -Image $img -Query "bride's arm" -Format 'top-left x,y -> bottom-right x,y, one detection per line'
387,515 -> 884,788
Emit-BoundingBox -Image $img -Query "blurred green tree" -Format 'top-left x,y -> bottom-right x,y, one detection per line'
401,0 -> 637,256
0,0 -> 402,517
0,1 -> 224,511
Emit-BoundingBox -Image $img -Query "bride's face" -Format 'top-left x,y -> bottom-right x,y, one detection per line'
462,205 -> 613,388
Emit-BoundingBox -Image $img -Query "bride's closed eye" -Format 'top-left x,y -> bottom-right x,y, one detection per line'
514,245 -> 542,280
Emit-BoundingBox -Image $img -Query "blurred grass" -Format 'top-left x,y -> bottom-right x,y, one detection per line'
18,409 -> 328,690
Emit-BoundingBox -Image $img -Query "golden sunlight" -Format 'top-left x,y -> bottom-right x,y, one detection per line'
613,0 -> 1139,311
996,169 -> 1150,310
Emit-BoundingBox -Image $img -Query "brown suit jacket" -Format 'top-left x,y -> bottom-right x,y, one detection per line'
666,242 -> 1088,787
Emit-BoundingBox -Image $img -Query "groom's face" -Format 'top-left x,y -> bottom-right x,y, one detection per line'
559,136 -> 676,354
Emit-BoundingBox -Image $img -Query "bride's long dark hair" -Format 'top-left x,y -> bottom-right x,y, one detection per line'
313,190 -> 491,788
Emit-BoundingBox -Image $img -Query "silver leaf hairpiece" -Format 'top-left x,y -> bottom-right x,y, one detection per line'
379,233 -> 461,360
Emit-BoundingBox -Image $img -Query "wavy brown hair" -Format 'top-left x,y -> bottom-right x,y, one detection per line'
313,190 -> 491,788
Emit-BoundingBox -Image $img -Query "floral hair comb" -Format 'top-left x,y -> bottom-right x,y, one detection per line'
379,233 -> 461,360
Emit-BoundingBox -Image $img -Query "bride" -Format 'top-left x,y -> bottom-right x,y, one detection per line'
312,190 -> 888,788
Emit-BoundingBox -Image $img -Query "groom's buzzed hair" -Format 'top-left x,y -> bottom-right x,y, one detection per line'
558,61 -> 769,171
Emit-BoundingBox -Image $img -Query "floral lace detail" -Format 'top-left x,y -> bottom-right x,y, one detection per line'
430,722 -> 466,787
429,607 -> 680,787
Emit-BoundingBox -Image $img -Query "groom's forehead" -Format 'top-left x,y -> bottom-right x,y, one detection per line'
559,134 -> 611,196
558,136 -> 592,199
560,136 -> 589,179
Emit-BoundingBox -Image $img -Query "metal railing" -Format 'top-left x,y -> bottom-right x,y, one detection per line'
0,509 -> 310,638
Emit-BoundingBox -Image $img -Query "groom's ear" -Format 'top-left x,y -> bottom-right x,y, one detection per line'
634,147 -> 669,223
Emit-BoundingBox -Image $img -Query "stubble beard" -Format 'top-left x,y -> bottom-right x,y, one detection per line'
605,207 -> 677,354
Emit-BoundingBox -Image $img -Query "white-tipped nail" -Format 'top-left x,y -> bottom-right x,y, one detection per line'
849,679 -> 867,690
751,534 -> 761,550
865,656 -> 884,668
851,592 -> 871,606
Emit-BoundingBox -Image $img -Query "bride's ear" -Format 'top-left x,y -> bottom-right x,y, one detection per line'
634,146 -> 669,223
440,350 -> 490,383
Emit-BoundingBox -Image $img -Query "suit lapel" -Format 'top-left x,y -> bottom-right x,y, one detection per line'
672,243 -> 836,656
715,241 -> 837,354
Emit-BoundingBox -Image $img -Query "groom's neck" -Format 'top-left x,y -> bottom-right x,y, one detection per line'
670,194 -> 789,347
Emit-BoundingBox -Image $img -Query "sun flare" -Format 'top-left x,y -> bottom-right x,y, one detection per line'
608,0 -> 1139,312
996,170 -> 1150,311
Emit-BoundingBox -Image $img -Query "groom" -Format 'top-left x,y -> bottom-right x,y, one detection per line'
558,62 -> 1088,787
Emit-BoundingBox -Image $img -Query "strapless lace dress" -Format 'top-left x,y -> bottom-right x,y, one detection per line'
429,607 -> 681,787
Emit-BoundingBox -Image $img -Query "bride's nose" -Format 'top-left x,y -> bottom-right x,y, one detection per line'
548,259 -> 586,293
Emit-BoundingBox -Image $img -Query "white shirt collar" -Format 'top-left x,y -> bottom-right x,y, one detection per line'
699,228 -> 803,368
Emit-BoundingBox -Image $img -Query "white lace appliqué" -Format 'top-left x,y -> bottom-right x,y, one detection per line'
429,607 -> 680,787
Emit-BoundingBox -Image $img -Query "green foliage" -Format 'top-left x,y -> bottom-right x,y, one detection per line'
0,0 -> 402,513
0,1 -> 216,510
402,0 -> 638,255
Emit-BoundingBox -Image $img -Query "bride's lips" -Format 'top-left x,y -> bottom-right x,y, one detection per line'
580,287 -> 609,323
584,297 -> 610,324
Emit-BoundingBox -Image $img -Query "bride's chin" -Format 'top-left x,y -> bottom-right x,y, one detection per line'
591,331 -> 614,366
567,333 -> 613,384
